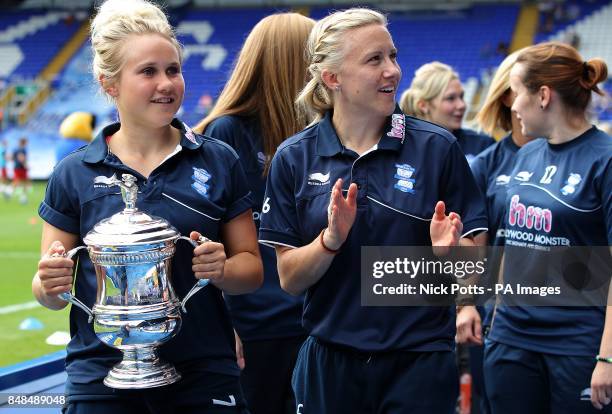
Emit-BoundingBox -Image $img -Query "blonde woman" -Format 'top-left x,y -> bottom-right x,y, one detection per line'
400,61 -> 495,160
33,0 -> 262,412
259,8 -> 487,413
195,13 -> 314,414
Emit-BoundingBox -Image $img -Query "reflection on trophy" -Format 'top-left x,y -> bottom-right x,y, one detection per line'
58,173 -> 209,389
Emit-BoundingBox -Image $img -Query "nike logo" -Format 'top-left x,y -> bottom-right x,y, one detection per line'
212,395 -> 236,406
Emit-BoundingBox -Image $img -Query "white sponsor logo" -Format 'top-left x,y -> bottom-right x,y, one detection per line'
561,173 -> 582,196
307,172 -> 330,186
514,171 -> 533,182
539,165 -> 557,184
495,174 -> 511,186
93,173 -> 119,188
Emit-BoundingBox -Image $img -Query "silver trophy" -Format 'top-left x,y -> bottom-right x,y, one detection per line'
58,173 -> 209,389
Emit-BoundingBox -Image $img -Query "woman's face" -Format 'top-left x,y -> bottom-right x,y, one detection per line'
333,24 -> 402,120
509,63 -> 543,139
112,33 -> 184,129
425,78 -> 466,131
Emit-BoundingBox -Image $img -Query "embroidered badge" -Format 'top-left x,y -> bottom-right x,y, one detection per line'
387,114 -> 406,143
561,173 -> 581,196
191,167 -> 211,198
183,122 -> 198,144
393,163 -> 415,193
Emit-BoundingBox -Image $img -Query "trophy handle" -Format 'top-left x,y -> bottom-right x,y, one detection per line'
56,246 -> 94,323
176,235 -> 211,313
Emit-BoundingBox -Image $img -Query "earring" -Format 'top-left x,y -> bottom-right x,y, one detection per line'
335,85 -> 341,92
540,104 -> 544,110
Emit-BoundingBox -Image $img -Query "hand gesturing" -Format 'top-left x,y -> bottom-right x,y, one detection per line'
430,201 -> 463,256
323,179 -> 358,250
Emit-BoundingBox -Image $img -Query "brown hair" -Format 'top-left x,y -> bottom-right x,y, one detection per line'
194,13 -> 315,175
516,41 -> 608,114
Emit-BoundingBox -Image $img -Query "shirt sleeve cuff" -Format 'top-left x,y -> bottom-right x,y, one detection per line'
38,201 -> 80,234
224,192 -> 254,222
258,228 -> 302,249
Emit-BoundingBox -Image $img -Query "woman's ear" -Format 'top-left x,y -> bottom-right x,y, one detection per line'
416,99 -> 430,116
539,85 -> 551,110
99,75 -> 118,97
321,69 -> 340,92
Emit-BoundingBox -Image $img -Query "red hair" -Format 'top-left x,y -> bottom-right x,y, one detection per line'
516,42 -> 608,114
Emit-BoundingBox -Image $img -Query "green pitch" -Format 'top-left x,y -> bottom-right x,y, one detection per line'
0,181 -> 70,368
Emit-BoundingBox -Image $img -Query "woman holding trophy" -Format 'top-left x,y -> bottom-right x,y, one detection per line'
32,0 -> 263,412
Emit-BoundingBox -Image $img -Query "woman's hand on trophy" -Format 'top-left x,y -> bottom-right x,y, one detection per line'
190,231 -> 226,286
37,241 -> 75,297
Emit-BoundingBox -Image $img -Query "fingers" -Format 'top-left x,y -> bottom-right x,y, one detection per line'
234,331 -> 245,370
46,240 -> 66,257
346,183 -> 358,207
193,241 -> 226,282
433,201 -> 446,220
189,231 -> 202,242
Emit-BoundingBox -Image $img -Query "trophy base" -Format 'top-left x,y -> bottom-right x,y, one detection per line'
103,347 -> 181,389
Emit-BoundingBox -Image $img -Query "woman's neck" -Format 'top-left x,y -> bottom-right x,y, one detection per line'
331,109 -> 386,155
547,114 -> 591,144
109,121 -> 180,177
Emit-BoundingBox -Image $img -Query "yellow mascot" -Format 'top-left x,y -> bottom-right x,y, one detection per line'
56,112 -> 96,162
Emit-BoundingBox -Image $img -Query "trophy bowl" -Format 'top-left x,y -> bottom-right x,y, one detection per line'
59,174 -> 209,389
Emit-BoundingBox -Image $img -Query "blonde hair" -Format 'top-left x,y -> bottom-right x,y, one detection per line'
194,13 -> 314,175
475,51 -> 520,135
295,8 -> 387,121
400,61 -> 458,119
90,0 -> 182,98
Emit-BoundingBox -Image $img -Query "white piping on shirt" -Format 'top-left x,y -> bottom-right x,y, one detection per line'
258,239 -> 297,249
519,183 -> 601,213
161,192 -> 221,221
366,196 -> 431,222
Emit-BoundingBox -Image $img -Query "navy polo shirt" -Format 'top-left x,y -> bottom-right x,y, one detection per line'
490,126 -> 612,356
470,134 -> 521,247
259,107 -> 488,352
39,119 -> 252,387
453,128 -> 495,162
205,115 -> 304,341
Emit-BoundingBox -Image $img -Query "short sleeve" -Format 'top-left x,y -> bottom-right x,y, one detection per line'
38,164 -> 80,234
468,152 -> 488,197
258,150 -> 302,248
205,116 -> 238,149
223,155 -> 254,222
440,141 -> 488,237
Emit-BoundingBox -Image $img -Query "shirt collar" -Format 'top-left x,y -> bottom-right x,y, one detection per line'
315,105 -> 406,157
82,118 -> 204,164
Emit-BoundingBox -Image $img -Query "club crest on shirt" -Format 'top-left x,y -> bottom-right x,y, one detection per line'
514,171 -> 533,182
307,172 -> 330,186
561,173 -> 582,196
191,167 -> 211,198
495,174 -> 511,186
386,114 -> 405,143
393,163 -> 415,194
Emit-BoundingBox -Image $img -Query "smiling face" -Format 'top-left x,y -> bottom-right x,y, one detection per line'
111,33 -> 184,129
425,78 -> 466,131
334,24 -> 401,120
509,63 -> 544,139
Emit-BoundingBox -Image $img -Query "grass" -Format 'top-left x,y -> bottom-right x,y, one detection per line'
0,181 -> 70,367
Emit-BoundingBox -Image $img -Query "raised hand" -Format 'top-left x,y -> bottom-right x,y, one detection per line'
37,241 -> 75,297
323,179 -> 358,250
430,201 -> 463,256
190,231 -> 227,286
